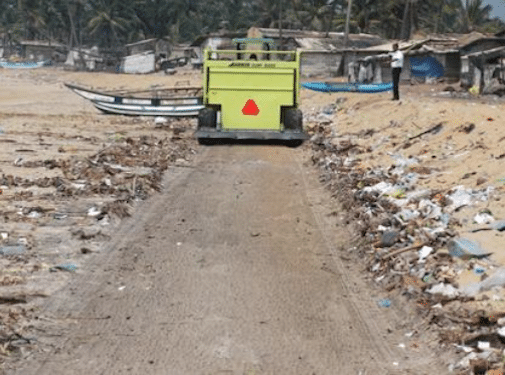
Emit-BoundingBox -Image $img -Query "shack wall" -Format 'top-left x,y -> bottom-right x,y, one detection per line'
122,52 -> 155,74
300,51 -> 342,77
441,51 -> 461,79
24,45 -> 55,61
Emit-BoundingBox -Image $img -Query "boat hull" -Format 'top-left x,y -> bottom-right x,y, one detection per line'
0,61 -> 47,69
92,100 -> 204,116
65,83 -> 204,117
301,82 -> 393,93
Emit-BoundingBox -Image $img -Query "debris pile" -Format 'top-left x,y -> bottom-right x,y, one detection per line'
307,103 -> 505,373
2,134 -> 195,221
0,121 -> 196,365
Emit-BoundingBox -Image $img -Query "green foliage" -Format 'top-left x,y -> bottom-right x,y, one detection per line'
0,0 -> 504,47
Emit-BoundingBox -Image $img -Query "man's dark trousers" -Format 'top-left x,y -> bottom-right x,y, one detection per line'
392,67 -> 401,100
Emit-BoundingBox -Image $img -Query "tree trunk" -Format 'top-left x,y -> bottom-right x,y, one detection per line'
400,0 -> 410,40
325,5 -> 334,38
343,0 -> 353,48
434,0 -> 444,33
66,1 -> 78,49
410,0 -> 415,37
279,0 -> 283,49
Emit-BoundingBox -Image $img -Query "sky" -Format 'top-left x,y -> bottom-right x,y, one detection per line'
485,0 -> 505,21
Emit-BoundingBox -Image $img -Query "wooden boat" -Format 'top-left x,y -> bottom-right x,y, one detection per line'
301,81 -> 393,93
0,60 -> 48,69
65,83 -> 204,117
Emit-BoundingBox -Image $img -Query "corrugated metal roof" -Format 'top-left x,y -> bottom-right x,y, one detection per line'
294,38 -> 340,51
125,38 -> 159,48
20,40 -> 66,48
362,38 -> 459,53
257,27 -> 381,41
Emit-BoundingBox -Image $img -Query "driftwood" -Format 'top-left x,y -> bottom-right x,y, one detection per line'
407,122 -> 445,141
382,243 -> 427,260
395,122 -> 446,151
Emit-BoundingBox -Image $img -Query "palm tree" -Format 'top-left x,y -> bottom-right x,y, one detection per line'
464,0 -> 492,31
86,0 -> 131,47
16,0 -> 47,39
375,0 -> 404,39
352,0 -> 381,33
134,0 -> 172,39
292,0 -> 338,31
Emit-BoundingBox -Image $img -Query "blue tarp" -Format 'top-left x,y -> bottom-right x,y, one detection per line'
409,56 -> 444,78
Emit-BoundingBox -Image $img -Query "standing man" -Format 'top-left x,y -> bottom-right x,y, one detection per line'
390,43 -> 404,100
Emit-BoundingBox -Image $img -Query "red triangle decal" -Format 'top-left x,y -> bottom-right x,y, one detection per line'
242,99 -> 260,116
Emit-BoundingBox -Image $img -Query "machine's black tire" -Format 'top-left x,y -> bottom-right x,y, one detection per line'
284,108 -> 304,147
197,138 -> 215,145
284,108 -> 303,132
197,108 -> 217,130
286,139 -> 303,148
197,108 -> 217,145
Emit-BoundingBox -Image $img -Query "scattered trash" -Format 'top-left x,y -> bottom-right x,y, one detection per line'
458,123 -> 476,134
418,246 -> 433,263
0,245 -> 26,256
306,95 -> 504,373
380,231 -> 398,247
447,187 -> 474,211
463,268 -> 505,296
50,263 -> 77,273
154,116 -> 168,125
477,341 -> 490,350
469,85 -> 479,96
427,283 -> 459,298
0,90 -> 197,367
455,345 -> 474,353
440,213 -> 451,227
80,247 -> 94,254
88,207 -> 101,217
72,227 -> 103,240
422,273 -> 433,283
391,154 -> 418,168
470,358 -> 490,375
377,299 -> 391,307
118,286 -> 126,291
491,220 -> 505,231
397,208 -> 420,222
27,211 -> 41,219
474,212 -> 494,224
496,327 -> 505,337
473,266 -> 486,275
419,199 -> 442,219
448,238 -> 490,259
476,176 -> 487,186
321,104 -> 336,115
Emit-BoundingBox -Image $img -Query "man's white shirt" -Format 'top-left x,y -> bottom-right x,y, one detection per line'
390,50 -> 404,68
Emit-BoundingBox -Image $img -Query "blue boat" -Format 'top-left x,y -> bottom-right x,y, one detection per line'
301,82 -> 393,93
0,60 -> 48,69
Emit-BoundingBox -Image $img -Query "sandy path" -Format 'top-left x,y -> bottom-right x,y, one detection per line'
10,144 -> 449,375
